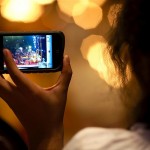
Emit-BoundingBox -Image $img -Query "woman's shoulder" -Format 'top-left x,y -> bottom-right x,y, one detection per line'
64,125 -> 150,150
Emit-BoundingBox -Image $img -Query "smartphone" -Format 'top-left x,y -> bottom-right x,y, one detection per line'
0,31 -> 65,73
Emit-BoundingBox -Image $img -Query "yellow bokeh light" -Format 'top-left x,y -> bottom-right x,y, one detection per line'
56,0 -> 82,23
32,0 -> 55,5
107,3 -> 122,27
73,1 -> 103,29
89,0 -> 106,6
1,0 -> 43,23
57,0 -> 82,17
81,35 -> 131,88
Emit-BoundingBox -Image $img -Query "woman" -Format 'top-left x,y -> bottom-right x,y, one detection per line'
64,0 -> 150,149
1,0 -> 150,149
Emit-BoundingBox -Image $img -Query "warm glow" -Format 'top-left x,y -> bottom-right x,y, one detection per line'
57,0 -> 82,17
0,0 -> 4,5
89,0 -> 106,6
41,4 -> 67,30
57,0 -> 103,26
107,3 -> 122,27
81,35 -> 131,88
73,1 -> 103,29
1,0 -> 43,23
32,0 -> 55,5
56,0 -> 84,23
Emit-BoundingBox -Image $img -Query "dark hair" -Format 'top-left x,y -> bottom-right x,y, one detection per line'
107,0 -> 150,125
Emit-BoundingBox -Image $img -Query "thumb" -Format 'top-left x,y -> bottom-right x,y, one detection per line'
57,55 -> 72,90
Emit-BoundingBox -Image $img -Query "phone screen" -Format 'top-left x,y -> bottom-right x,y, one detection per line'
3,34 -> 53,70
0,31 -> 65,73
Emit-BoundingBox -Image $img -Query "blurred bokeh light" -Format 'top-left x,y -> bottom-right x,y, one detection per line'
33,0 -> 56,5
73,1 -> 103,29
1,0 -> 43,22
81,35 -> 131,88
89,0 -> 106,6
56,0 -> 82,23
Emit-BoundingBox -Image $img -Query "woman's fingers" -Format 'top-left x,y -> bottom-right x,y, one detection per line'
0,76 -> 17,101
0,74 -> 4,79
3,49 -> 72,99
3,49 -> 40,93
56,55 -> 72,91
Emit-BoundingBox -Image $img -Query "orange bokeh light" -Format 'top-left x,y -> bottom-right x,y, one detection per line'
89,0 -> 106,6
1,0 -> 43,22
33,0 -> 55,5
81,35 -> 131,88
73,1 -> 103,29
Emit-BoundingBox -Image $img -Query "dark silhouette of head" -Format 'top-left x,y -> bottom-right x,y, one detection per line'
108,0 -> 150,125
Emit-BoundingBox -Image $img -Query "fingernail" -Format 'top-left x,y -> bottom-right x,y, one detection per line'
3,49 -> 9,56
3,49 -> 11,58
65,55 -> 70,63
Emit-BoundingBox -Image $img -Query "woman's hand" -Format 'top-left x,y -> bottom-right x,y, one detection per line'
0,49 -> 72,150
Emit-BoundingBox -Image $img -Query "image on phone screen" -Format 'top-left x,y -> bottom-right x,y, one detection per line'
3,34 -> 53,70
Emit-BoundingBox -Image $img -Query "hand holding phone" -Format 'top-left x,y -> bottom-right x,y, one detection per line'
0,31 -> 65,73
0,48 -> 72,149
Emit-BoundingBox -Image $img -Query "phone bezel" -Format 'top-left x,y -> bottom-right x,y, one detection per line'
0,31 -> 65,73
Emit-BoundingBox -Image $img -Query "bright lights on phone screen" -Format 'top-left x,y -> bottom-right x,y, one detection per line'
3,34 -> 53,70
